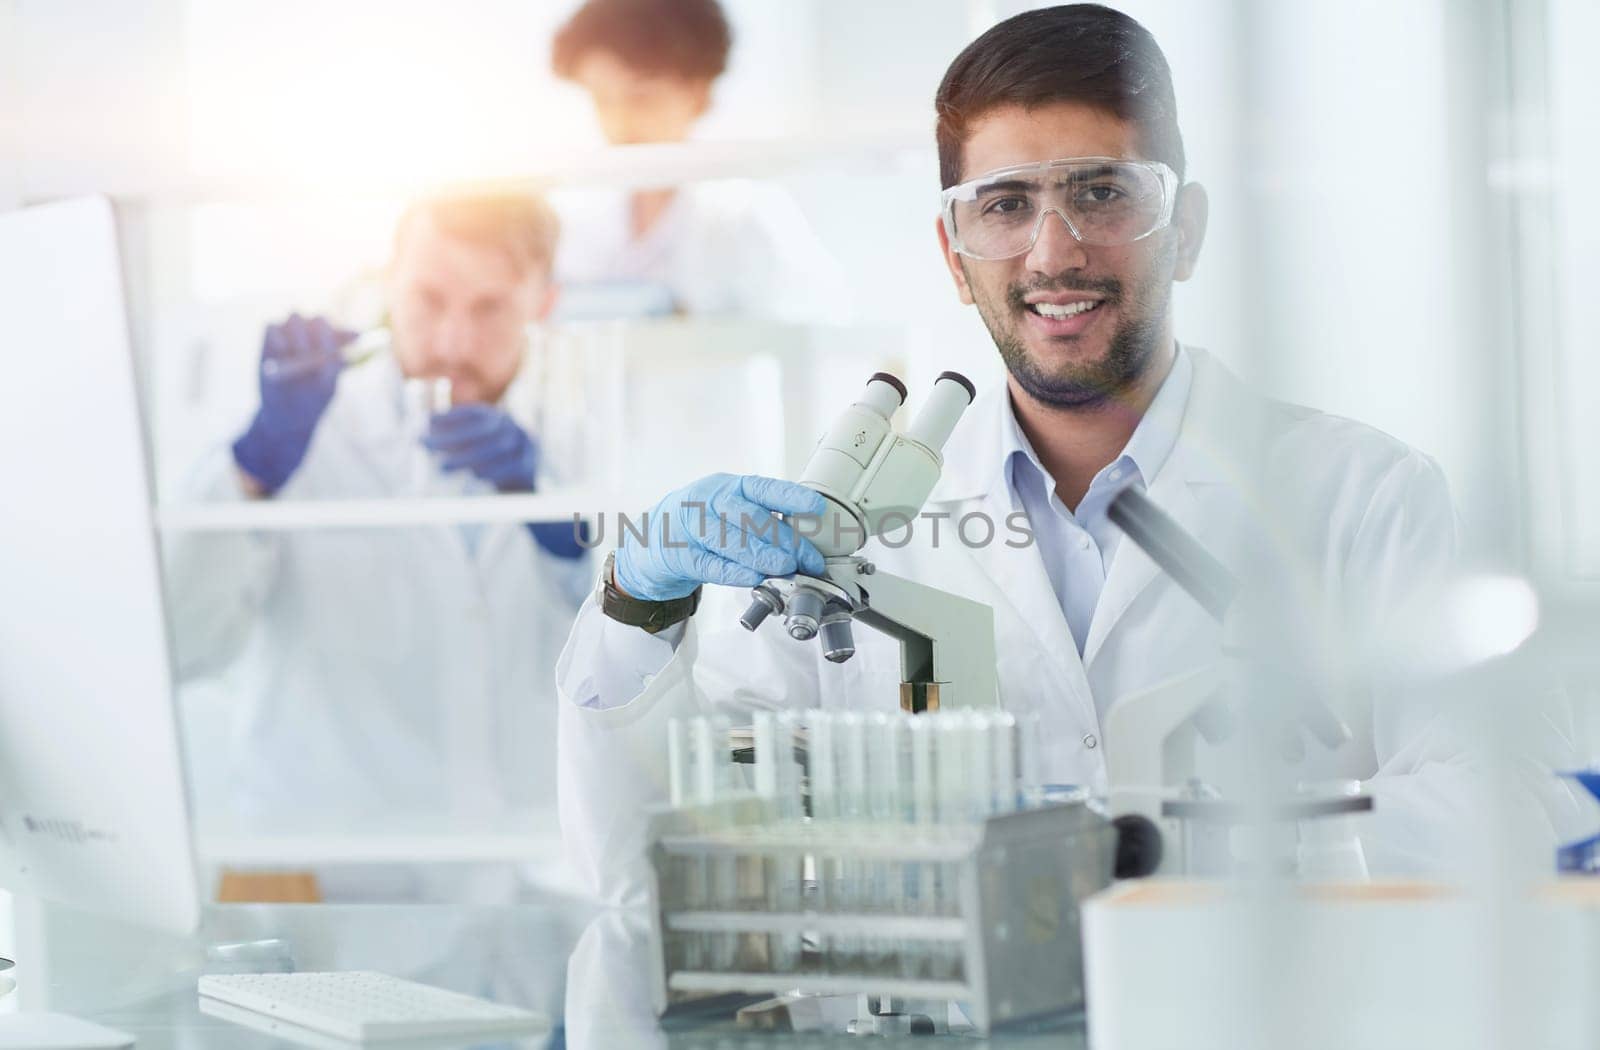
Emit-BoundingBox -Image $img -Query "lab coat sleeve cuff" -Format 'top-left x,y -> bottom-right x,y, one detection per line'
555,595 -> 686,714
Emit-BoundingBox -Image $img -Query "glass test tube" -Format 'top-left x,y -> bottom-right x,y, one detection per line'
867,713 -> 903,825
713,715 -> 740,968
808,711 -> 837,970
909,716 -> 936,826
1017,710 -> 1045,809
670,717 -> 709,970
752,711 -> 794,972
751,709 -> 777,918
904,717 -> 937,979
775,710 -> 805,823
834,712 -> 866,972
866,712 -> 902,977
404,377 -> 454,494
774,710 -> 805,971
690,716 -> 719,805
810,710 -> 838,822
933,717 -> 970,980
753,710 -> 779,802
664,718 -> 695,972
992,712 -> 1019,814
694,716 -> 738,969
967,712 -> 996,822
840,712 -> 868,823
935,716 -> 968,829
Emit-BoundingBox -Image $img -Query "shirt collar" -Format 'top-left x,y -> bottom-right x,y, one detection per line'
1001,343 -> 1195,502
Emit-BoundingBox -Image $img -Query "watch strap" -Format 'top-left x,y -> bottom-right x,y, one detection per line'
599,551 -> 702,634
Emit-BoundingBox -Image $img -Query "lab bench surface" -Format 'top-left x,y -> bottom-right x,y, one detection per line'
21,897 -> 1090,1048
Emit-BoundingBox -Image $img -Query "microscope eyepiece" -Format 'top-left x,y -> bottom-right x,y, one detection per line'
904,372 -> 976,454
935,370 -> 976,402
868,372 -> 908,403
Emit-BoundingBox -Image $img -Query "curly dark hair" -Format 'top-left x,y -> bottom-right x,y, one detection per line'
551,0 -> 732,82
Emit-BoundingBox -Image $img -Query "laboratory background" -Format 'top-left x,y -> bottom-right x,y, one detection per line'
2,0 -> 1600,1047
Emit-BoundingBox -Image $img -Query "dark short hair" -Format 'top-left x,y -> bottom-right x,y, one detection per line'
394,193 -> 560,278
551,0 -> 732,82
934,4 -> 1185,188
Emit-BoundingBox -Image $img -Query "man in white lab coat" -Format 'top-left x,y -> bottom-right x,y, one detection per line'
548,0 -> 847,322
555,4 -> 1577,904
166,193 -> 590,900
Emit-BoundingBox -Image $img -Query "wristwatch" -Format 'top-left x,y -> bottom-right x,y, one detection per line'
598,551 -> 702,634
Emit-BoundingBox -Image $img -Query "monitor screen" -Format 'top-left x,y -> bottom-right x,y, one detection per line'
0,197 -> 200,934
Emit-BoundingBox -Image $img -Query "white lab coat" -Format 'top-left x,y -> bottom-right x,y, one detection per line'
166,355 -> 590,848
555,347 -> 1580,905
551,179 -> 850,323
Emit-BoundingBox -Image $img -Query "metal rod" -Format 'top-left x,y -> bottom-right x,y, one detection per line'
1107,487 -> 1237,622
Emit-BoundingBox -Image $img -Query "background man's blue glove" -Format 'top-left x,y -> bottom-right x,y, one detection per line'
232,314 -> 352,494
423,403 -> 590,560
613,473 -> 828,601
423,404 -> 539,491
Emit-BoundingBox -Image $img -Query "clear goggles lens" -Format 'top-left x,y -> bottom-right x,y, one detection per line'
943,158 -> 1179,259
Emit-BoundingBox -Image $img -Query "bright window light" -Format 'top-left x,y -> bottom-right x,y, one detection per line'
184,0 -> 593,184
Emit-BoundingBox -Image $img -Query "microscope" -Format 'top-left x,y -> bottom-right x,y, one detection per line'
1103,487 -> 1372,877
737,372 -> 998,712
642,374 -> 1125,1036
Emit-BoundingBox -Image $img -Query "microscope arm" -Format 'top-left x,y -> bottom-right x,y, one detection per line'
1104,663 -> 1223,794
832,566 -> 998,712
1107,487 -> 1352,750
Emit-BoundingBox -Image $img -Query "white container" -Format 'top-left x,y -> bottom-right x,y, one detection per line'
1082,880 -> 1485,1050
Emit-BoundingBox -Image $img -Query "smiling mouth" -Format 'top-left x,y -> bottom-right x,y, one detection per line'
1026,300 -> 1104,319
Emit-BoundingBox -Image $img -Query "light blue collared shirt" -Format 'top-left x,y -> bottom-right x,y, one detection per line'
1003,346 -> 1194,657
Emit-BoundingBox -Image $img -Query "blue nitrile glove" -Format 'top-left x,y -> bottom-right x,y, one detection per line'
231,314 -> 352,494
423,403 -> 591,560
423,403 -> 539,491
613,474 -> 828,601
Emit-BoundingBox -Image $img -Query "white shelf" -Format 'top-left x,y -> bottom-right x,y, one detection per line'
89,133 -> 934,207
196,832 -> 563,866
154,491 -> 637,532
195,812 -> 564,866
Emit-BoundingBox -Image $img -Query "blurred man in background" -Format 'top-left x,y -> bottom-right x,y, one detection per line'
166,192 -> 588,902
549,0 -> 847,322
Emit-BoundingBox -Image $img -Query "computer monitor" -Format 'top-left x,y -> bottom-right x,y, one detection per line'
0,196 -> 201,935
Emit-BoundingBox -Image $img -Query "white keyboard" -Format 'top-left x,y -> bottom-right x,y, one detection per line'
197,971 -> 547,1043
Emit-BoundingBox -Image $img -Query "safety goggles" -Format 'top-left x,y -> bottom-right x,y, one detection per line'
941,157 -> 1180,260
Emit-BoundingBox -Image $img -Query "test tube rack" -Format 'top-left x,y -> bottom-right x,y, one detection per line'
644,795 -> 1116,1034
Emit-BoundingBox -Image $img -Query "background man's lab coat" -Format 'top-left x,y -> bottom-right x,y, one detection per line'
556,347 -> 1581,905
165,353 -> 589,884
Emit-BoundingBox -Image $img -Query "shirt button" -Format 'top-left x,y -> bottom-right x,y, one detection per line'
1077,534 -> 1091,550
1110,467 -> 1124,481
1083,733 -> 1098,750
